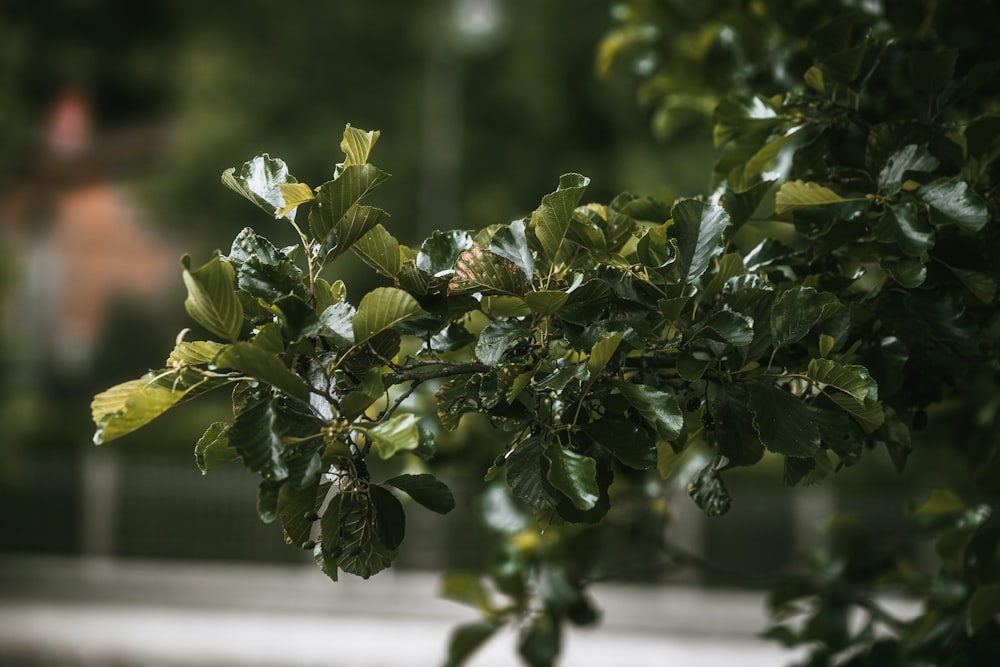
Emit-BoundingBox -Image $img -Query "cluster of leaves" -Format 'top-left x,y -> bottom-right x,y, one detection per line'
91,4 -> 1000,666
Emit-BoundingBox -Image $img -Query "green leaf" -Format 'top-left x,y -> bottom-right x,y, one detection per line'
385,473 -> 456,514
908,48 -> 959,96
352,224 -> 402,277
543,442 -> 599,510
519,610 -> 561,667
883,258 -> 927,288
711,385 -> 765,467
747,383 -> 821,457
445,622 -> 502,667
911,488 -> 966,517
92,377 -> 186,444
587,331 -> 623,374
450,246 -> 529,296
166,340 -> 226,367
228,227 -> 305,303
533,361 -> 589,391
635,221 -> 677,268
918,179 -> 989,231
257,480 -> 280,523
476,319 -> 531,365
212,342 -> 309,402
277,479 -> 326,548
774,180 -> 851,214
356,413 -> 420,460
946,266 -> 997,304
614,381 -> 683,441
523,290 -> 570,315
691,310 -> 754,346
584,419 -> 656,469
338,124 -> 380,173
329,490 -> 396,579
878,144 -> 940,194
808,358 -> 878,405
532,173 -> 590,264
876,201 -> 935,256
417,229 -> 473,276
370,484 -> 406,550
828,392 -> 885,433
670,199 -> 731,284
181,254 -> 243,342
221,153 -> 302,221
308,164 -> 390,248
966,583 -> 1000,635
701,253 -> 746,301
319,301 -> 356,347
228,396 -> 288,481
352,287 -> 428,345
506,436 -> 560,509
770,286 -> 841,348
688,459 -> 732,517
194,421 -> 238,473
276,182 -> 315,218
490,219 -> 535,279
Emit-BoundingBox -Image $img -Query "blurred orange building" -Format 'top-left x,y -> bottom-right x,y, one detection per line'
0,88 -> 177,370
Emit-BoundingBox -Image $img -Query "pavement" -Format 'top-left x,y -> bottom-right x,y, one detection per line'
0,554 -> 804,666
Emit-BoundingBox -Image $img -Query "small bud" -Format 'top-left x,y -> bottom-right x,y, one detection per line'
303,511 -> 320,522
301,540 -> 316,550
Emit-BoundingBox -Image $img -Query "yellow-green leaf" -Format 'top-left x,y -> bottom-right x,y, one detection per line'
92,378 -> 185,444
352,287 -> 427,345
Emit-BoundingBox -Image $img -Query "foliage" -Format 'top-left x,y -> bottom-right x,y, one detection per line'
92,2 -> 999,665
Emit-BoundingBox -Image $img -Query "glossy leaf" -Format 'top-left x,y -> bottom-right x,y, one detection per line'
876,201 -> 935,257
476,319 -> 531,365
506,436 -> 560,509
181,254 -> 243,342
212,342 -> 310,402
385,473 -> 456,514
352,287 -> 428,345
918,179 -> 989,231
614,381 -> 683,441
770,286 -> 840,348
878,144 -> 939,194
318,301 -> 356,347
532,173 -> 590,264
229,227 -> 305,302
228,396 -> 288,481
352,224 -> 402,277
417,229 -> 473,277
670,199 -> 731,284
370,484 -> 406,550
584,419 -> 656,469
544,442 -> 599,510
691,309 -> 754,346
490,218 -> 535,279
688,459 -> 732,517
747,383 -> 821,457
356,413 -> 420,460
221,153 -> 301,221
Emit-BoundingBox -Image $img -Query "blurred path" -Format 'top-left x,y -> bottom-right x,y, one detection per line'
0,555 -> 801,666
